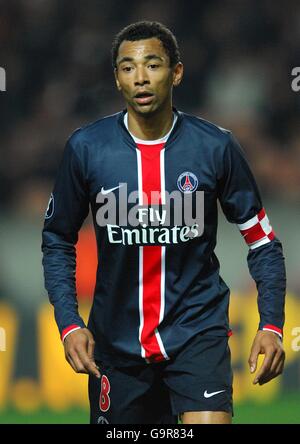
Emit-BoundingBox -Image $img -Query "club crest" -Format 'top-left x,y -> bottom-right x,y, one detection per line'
177,172 -> 198,193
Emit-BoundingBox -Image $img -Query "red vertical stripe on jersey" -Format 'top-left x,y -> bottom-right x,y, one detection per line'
137,142 -> 165,362
138,143 -> 164,202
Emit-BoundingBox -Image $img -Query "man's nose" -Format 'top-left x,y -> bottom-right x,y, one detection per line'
134,67 -> 150,86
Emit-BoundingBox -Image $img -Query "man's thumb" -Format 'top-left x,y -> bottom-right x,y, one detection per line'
249,347 -> 259,373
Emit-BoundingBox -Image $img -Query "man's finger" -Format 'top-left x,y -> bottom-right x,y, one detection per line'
66,353 -> 78,373
253,349 -> 276,384
269,349 -> 284,374
76,346 -> 101,378
273,354 -> 285,377
275,358 -> 285,377
69,350 -> 88,374
88,339 -> 95,360
256,352 -> 285,385
87,340 -> 101,372
248,343 -> 260,373
257,373 -> 275,385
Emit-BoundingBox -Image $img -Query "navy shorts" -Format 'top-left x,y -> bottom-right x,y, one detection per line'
89,333 -> 233,424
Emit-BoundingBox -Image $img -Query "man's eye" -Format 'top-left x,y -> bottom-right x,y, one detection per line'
149,64 -> 159,69
122,66 -> 133,72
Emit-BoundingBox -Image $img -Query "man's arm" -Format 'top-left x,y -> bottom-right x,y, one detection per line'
247,239 -> 286,384
42,131 -> 100,378
218,132 -> 286,385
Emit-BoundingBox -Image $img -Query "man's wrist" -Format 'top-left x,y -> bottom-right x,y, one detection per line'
260,324 -> 283,339
61,325 -> 82,342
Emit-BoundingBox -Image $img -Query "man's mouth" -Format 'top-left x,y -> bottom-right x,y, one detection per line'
134,92 -> 154,105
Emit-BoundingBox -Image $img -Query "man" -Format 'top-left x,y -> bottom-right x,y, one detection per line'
42,21 -> 286,424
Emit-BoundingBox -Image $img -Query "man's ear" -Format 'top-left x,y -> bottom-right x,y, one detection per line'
173,62 -> 184,87
114,68 -> 122,91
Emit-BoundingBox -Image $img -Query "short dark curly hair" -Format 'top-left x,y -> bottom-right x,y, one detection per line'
111,21 -> 181,69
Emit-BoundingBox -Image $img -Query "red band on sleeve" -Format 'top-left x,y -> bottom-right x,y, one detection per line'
257,208 -> 266,221
238,207 -> 275,247
240,223 -> 267,244
61,324 -> 81,341
268,231 -> 275,241
262,324 -> 282,334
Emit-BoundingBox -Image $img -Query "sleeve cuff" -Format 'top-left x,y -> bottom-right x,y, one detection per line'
61,325 -> 82,342
261,324 -> 283,339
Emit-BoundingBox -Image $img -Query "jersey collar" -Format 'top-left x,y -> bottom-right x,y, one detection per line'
116,107 -> 184,151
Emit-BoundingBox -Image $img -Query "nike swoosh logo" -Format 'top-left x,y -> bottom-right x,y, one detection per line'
203,390 -> 226,398
101,184 -> 124,195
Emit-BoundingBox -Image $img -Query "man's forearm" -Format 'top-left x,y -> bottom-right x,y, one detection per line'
42,230 -> 86,340
247,238 -> 286,337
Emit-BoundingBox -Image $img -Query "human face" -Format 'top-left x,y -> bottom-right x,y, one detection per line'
114,38 -> 183,116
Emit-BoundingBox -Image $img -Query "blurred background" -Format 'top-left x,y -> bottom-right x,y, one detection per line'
0,0 -> 300,424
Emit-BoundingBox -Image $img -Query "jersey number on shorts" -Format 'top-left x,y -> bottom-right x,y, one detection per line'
99,374 -> 111,412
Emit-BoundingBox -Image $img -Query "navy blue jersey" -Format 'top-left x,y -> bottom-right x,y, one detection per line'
42,109 -> 286,364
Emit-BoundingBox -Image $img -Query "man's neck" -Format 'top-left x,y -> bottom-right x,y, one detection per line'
126,106 -> 174,141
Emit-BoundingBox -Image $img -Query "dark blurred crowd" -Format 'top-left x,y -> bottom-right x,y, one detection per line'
1,0 -> 300,212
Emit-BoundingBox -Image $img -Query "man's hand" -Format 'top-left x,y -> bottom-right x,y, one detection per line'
248,330 -> 285,385
64,328 -> 101,378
